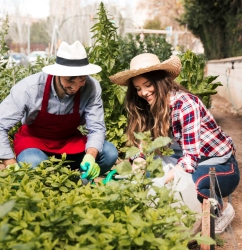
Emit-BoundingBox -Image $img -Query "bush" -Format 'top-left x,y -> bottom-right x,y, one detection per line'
176,50 -> 222,108
0,135 -> 214,249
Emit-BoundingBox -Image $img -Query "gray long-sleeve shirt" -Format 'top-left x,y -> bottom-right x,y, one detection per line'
0,72 -> 106,159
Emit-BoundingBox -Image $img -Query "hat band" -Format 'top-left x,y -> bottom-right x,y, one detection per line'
56,56 -> 89,67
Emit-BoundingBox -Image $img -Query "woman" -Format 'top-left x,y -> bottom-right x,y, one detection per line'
109,53 -> 240,234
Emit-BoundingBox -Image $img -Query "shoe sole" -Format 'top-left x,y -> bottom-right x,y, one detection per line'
215,209 -> 235,234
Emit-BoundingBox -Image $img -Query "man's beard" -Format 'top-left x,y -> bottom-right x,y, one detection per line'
59,77 -> 76,96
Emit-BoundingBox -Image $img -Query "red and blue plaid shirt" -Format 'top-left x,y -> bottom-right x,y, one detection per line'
170,91 -> 234,173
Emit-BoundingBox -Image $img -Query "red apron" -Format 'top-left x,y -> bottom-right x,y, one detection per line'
14,75 -> 87,157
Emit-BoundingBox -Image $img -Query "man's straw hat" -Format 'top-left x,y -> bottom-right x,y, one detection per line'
42,41 -> 101,76
109,53 -> 182,86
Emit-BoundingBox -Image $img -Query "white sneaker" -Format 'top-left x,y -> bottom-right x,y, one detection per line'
215,202 -> 235,234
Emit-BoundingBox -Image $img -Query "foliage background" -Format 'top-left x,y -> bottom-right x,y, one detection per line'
179,0 -> 242,59
0,3 -> 221,154
0,3 -> 224,248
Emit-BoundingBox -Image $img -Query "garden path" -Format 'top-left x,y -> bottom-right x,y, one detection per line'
210,94 -> 242,249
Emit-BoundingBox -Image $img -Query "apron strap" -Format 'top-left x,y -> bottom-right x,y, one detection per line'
42,74 -> 80,113
73,88 -> 81,113
41,74 -> 53,112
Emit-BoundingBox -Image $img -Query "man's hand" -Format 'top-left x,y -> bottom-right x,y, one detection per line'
80,154 -> 100,179
2,159 -> 17,167
1,159 -> 17,170
6,163 -> 20,171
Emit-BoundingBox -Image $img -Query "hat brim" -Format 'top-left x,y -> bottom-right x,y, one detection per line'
109,56 -> 181,86
42,63 -> 102,76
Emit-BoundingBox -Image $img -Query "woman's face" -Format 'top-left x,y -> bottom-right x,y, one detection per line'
132,75 -> 156,104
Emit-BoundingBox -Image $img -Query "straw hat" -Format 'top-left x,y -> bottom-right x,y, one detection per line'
42,41 -> 101,76
109,53 -> 182,86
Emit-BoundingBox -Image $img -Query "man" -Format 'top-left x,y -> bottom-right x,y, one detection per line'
0,41 -> 118,180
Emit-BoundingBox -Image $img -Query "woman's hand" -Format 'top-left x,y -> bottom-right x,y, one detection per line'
164,164 -> 185,184
132,157 -> 146,173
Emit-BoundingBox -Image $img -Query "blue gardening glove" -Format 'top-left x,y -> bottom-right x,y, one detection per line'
80,154 -> 100,180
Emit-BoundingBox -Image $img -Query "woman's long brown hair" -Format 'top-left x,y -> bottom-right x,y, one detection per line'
125,70 -> 188,146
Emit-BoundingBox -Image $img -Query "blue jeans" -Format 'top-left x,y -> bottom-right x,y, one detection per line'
17,140 -> 118,175
192,155 -> 240,209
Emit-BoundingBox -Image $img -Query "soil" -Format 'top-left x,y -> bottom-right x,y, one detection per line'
0,93 -> 241,249
209,94 -> 242,250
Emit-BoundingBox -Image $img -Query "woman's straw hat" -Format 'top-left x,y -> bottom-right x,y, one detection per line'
109,53 -> 182,86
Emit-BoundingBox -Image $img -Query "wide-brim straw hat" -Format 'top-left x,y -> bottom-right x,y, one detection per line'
109,53 -> 182,86
42,41 -> 101,76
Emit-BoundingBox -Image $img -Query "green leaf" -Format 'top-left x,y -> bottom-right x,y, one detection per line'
115,161 -> 132,176
134,237 -> 144,246
0,200 -> 15,217
125,146 -> 140,158
19,220 -> 28,228
11,226 -> 23,233
194,234 -> 216,245
134,132 -> 146,140
147,136 -> 172,152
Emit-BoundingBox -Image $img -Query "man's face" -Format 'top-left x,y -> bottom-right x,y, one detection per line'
58,76 -> 87,96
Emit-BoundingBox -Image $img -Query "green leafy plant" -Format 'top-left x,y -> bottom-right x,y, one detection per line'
0,16 -> 9,60
118,33 -> 172,66
176,50 -> 222,108
0,134 -> 215,249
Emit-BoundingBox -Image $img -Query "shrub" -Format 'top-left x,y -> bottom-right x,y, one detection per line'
176,50 -> 222,108
0,135 -> 214,249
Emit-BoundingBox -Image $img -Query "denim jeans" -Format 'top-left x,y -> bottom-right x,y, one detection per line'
17,140 -> 118,175
192,155 -> 240,209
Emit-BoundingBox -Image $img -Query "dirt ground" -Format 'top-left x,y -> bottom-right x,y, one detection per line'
209,94 -> 242,249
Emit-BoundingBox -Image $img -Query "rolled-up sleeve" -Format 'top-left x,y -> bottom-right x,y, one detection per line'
0,84 -> 26,159
172,95 -> 202,172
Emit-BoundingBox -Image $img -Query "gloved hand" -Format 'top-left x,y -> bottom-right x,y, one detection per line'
102,169 -> 117,185
80,154 -> 100,180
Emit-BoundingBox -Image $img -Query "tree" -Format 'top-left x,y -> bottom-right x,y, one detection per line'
136,0 -> 196,53
30,21 -> 49,46
179,0 -> 242,59
137,0 -> 184,30
143,16 -> 164,30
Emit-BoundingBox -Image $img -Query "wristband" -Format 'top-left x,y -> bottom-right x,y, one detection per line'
129,152 -> 146,164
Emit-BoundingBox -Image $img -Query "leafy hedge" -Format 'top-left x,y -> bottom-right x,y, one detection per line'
0,134 -> 214,249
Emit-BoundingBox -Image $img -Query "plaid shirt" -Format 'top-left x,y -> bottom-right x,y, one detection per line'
170,91 -> 234,173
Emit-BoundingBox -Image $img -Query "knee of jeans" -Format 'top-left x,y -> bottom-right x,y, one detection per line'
98,143 -> 118,175
17,148 -> 49,168
104,142 -> 118,162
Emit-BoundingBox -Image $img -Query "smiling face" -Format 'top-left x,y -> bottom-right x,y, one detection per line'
58,75 -> 87,97
132,75 -> 156,104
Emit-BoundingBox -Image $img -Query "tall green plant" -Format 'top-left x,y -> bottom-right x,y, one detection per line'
176,50 -> 222,108
88,2 -> 128,151
88,3 -> 173,152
